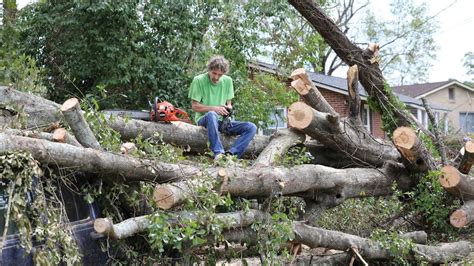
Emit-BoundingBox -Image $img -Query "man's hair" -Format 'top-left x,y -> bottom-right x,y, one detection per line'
207,55 -> 229,74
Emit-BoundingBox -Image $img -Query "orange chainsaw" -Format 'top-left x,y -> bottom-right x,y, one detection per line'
149,97 -> 193,124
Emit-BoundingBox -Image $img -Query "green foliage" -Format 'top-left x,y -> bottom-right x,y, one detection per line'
147,177 -> 233,263
364,0 -> 438,84
410,170 -> 460,238
371,229 -> 416,265
317,193 -> 404,236
367,82 -> 408,134
81,97 -> 122,152
0,152 -> 81,264
275,145 -> 312,167
133,133 -> 185,163
233,74 -> 298,130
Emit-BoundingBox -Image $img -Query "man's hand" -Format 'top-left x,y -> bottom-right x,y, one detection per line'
213,105 -> 230,116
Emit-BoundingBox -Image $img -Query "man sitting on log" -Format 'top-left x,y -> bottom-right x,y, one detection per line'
188,55 -> 257,160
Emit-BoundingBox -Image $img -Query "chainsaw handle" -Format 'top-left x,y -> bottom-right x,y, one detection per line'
174,108 -> 190,120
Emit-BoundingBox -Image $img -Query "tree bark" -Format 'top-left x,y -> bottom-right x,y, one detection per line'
440,165 -> 474,200
253,128 -> 306,167
450,200 -> 474,228
392,126 -> 435,172
153,162 -> 413,209
288,101 -> 400,167
52,128 -> 82,147
60,98 -> 102,150
289,68 -> 337,115
458,141 -> 474,175
94,210 -> 267,240
0,133 -> 199,183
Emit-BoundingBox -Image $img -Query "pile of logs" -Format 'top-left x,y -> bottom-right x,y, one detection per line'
1,63 -> 473,263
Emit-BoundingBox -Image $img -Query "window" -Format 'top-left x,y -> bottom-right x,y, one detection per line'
361,105 -> 371,132
262,107 -> 287,136
449,88 -> 455,101
460,112 -> 474,133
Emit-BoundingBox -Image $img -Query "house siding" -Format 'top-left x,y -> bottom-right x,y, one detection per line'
422,84 -> 474,131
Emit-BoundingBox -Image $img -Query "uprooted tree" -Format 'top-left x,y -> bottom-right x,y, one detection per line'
1,0 -> 473,264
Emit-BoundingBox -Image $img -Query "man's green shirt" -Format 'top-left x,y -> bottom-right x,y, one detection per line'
188,73 -> 234,123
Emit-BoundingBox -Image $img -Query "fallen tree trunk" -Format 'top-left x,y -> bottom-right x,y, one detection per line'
440,165 -> 474,200
94,210 -> 267,240
253,128 -> 305,167
60,98 -> 102,150
292,222 -> 472,263
287,101 -> 400,167
458,141 -> 474,174
105,115 -> 269,158
153,162 -> 414,209
0,133 -> 200,182
0,86 -> 61,129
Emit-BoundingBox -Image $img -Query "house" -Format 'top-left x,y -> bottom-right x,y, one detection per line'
393,80 -> 474,133
248,61 -> 450,138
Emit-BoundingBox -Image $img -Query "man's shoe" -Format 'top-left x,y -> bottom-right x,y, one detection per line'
214,153 -> 225,161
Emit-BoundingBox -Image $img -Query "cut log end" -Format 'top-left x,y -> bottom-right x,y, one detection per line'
440,165 -> 461,189
52,128 -> 67,143
290,68 -> 307,80
450,209 -> 468,228
393,127 -> 417,149
465,141 -> 474,154
60,98 -> 79,112
153,185 -> 176,210
291,79 -> 310,95
288,102 -> 313,130
94,218 -> 114,235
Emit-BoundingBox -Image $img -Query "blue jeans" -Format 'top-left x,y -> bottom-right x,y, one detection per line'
198,111 -> 257,158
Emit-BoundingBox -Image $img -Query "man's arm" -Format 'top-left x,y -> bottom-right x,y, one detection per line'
192,100 -> 229,116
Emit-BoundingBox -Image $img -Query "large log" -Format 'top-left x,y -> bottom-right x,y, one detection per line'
440,165 -> 474,200
0,133 -> 199,182
0,86 -> 61,129
287,101 -> 400,167
94,210 -> 267,240
253,128 -> 305,167
450,200 -> 474,228
292,222 -> 472,263
105,115 -> 269,158
392,126 -> 435,172
289,68 -> 337,116
458,141 -> 474,174
153,162 -> 413,209
60,98 -> 102,150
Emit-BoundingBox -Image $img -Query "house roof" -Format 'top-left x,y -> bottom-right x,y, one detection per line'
249,61 -> 450,112
392,80 -> 474,99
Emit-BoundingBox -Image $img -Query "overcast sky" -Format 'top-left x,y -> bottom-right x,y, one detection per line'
16,0 -> 473,84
